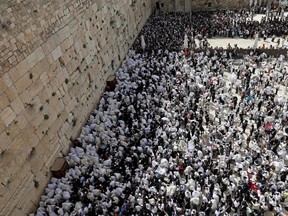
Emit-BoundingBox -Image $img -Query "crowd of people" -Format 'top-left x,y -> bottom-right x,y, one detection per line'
33,46 -> 288,215
132,8 -> 288,50
29,3 -> 288,216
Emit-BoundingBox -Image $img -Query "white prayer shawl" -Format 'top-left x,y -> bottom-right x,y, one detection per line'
47,183 -> 57,190
166,185 -> 177,197
191,196 -> 200,205
184,166 -> 193,175
57,208 -> 64,216
103,159 -> 112,167
178,140 -> 187,152
36,211 -> 46,216
92,189 -> 101,196
187,141 -> 195,153
137,198 -> 144,207
135,205 -> 142,212
156,166 -> 167,175
62,202 -> 73,212
271,161 -> 283,173
211,199 -> 218,210
160,158 -> 169,168
62,191 -> 71,200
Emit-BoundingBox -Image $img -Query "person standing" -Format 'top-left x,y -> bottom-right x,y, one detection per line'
242,120 -> 248,133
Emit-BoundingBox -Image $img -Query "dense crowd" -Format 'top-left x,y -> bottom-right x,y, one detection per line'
132,8 -> 288,50
33,48 -> 288,215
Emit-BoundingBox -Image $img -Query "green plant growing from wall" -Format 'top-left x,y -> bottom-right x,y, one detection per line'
33,179 -> 39,188
26,102 -> 34,107
72,118 -> 77,127
27,147 -> 36,160
1,23 -> 8,29
70,116 -> 77,127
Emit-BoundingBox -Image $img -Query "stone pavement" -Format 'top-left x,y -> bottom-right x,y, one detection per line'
207,37 -> 288,49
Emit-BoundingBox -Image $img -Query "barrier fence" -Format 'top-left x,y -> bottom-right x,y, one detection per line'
134,48 -> 288,58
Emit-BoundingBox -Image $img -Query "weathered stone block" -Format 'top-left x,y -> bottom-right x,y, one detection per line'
0,77 -> 8,92
0,93 -> 10,112
0,107 -> 16,127
3,73 -> 13,87
5,85 -> 19,103
19,90 -> 32,105
34,47 -> 45,62
14,113 -> 28,130
0,0 -> 153,215
15,59 -> 31,77
41,36 -> 57,56
8,67 -> 21,83
4,133 -> 20,154
5,123 -> 21,141
10,97 -> 25,115
0,119 -> 5,135
51,46 -> 63,61
15,73 -> 33,94
26,52 -> 39,68
10,208 -> 26,216
27,79 -> 44,99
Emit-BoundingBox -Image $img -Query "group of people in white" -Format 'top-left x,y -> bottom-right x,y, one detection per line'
133,7 -> 288,50
29,3 -> 288,215
32,45 -> 288,215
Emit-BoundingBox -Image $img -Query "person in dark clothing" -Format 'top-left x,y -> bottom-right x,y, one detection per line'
242,120 -> 248,133
250,124 -> 255,136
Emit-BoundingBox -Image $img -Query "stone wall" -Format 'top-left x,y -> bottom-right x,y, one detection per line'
0,0 -> 153,215
156,0 -> 254,12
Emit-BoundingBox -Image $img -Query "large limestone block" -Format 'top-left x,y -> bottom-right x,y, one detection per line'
5,86 -> 18,103
15,74 -> 33,94
0,107 -> 16,126
0,93 -> 10,111
10,97 -> 25,115
0,77 -> 8,92
15,59 -> 31,77
51,46 -> 63,61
